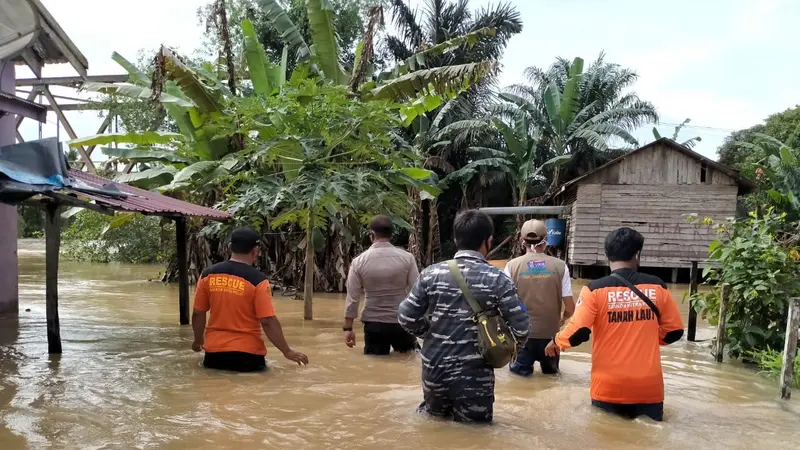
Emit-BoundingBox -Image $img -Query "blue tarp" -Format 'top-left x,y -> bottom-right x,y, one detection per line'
0,137 -> 126,205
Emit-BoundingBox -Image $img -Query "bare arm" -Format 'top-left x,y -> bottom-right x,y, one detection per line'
560,267 -> 575,325
260,316 -> 292,354
192,310 -> 206,349
561,296 -> 575,325
191,276 -> 210,351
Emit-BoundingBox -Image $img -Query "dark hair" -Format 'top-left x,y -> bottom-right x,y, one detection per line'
604,227 -> 645,262
453,209 -> 494,251
230,227 -> 260,254
369,215 -> 393,239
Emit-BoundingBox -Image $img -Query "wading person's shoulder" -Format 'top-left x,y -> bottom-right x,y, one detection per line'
587,272 -> 668,291
203,261 -> 267,288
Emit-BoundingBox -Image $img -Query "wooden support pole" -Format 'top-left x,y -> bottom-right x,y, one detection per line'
303,222 -> 314,321
671,268 -> 678,284
45,203 -> 62,354
175,217 -> 190,326
714,284 -> 731,363
687,261 -> 699,342
779,297 -> 800,400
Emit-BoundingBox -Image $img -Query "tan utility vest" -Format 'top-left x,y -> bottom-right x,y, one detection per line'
505,252 -> 567,339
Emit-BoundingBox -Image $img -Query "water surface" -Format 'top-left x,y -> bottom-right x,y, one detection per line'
1,240 -> 798,449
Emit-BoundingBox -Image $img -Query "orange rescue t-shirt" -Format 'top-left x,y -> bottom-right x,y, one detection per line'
555,268 -> 684,404
193,260 -> 276,355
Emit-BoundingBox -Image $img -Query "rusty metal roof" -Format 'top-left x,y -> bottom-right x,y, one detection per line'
66,169 -> 231,221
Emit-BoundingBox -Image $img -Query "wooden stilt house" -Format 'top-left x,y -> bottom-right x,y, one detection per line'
551,138 -> 757,278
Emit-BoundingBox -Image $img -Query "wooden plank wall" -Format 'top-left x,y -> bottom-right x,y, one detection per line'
568,184 -> 602,264
566,143 -> 740,268
578,143 -> 738,186
599,184 -> 737,267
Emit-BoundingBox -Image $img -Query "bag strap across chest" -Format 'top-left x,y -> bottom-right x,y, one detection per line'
447,259 -> 484,315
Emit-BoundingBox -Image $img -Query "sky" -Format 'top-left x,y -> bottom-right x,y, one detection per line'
15,0 -> 800,161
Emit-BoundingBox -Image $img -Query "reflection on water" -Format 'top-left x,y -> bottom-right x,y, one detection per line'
0,239 -> 798,449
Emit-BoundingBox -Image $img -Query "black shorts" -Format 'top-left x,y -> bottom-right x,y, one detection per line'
592,400 -> 664,422
203,351 -> 267,372
363,322 -> 418,355
509,338 -> 559,376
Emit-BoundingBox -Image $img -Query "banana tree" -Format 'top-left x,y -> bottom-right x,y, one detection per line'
257,0 -> 498,122
652,118 -> 702,149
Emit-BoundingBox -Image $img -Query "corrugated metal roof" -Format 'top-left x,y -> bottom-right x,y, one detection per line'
66,169 -> 231,221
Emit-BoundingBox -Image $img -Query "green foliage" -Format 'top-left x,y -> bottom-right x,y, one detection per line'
750,348 -> 800,388
17,205 -> 44,238
688,210 -> 800,359
62,211 -> 175,265
718,105 -> 800,176
503,53 -> 657,188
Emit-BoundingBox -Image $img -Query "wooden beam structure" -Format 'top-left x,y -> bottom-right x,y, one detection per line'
687,261 -> 699,341
176,217 -> 190,325
780,298 -> 799,400
478,206 -> 570,216
42,87 -> 96,172
45,202 -> 62,354
16,74 -> 128,87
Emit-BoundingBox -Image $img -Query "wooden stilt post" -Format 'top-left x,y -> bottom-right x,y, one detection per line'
671,267 -> 678,284
779,298 -> 800,400
687,261 -> 699,342
714,284 -> 731,363
45,203 -> 62,354
175,217 -> 190,325
303,222 -> 314,321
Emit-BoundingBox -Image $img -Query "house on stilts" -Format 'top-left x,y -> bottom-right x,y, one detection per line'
550,138 -> 757,281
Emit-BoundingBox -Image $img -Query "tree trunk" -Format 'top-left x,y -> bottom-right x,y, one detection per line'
425,199 -> 440,266
512,187 -> 527,257
408,188 -> 423,268
303,223 -> 314,321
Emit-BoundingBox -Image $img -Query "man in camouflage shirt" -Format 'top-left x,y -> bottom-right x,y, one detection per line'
398,210 -> 530,423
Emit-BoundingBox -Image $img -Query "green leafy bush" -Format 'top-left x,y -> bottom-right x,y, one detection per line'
750,348 -> 800,388
62,210 -> 174,265
17,205 -> 44,238
689,210 -> 800,360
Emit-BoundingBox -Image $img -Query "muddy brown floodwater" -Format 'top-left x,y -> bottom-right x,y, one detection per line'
1,240 -> 799,449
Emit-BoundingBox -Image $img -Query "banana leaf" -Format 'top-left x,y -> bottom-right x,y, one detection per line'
171,160 -> 221,185
368,61 -> 495,102
256,0 -> 311,60
116,166 -> 178,189
81,82 -> 195,107
158,46 -> 224,114
67,131 -> 184,148
111,52 -> 149,87
306,0 -> 349,85
242,19 -> 277,96
101,147 -> 194,164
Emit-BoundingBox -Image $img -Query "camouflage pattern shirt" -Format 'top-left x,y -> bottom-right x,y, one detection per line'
398,251 -> 531,374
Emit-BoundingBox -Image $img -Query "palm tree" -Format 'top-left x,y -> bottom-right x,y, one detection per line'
503,53 -> 659,187
381,0 -> 523,264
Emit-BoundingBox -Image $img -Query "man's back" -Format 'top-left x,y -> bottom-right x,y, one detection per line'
558,268 -> 684,404
399,251 -> 530,371
345,242 -> 417,323
505,253 -> 567,339
196,260 -> 274,355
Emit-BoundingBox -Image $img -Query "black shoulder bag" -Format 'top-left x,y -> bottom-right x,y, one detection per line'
610,273 -> 661,321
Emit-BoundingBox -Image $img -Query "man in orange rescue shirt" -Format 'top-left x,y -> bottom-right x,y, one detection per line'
545,227 -> 684,421
192,227 -> 308,372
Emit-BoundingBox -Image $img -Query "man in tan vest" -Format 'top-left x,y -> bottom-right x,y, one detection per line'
504,219 -> 574,376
